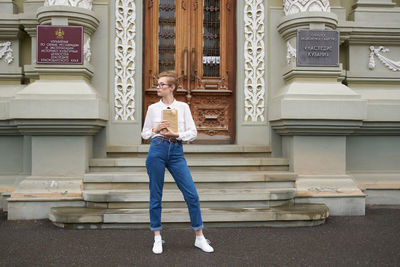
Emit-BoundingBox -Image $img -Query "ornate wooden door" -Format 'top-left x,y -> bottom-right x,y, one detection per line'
144,0 -> 235,143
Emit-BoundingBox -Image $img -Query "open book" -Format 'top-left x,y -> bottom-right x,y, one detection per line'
160,109 -> 178,134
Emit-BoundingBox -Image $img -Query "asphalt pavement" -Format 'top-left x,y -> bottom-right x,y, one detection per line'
1,205 -> 400,267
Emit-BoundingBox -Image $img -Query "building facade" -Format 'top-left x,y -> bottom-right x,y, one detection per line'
0,0 -> 400,222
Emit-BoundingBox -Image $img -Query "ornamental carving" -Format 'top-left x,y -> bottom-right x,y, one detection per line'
286,41 -> 296,64
44,0 -> 93,9
0,41 -> 13,64
244,0 -> 265,122
84,36 -> 91,63
284,0 -> 330,16
369,46 -> 400,72
115,0 -> 136,120
192,96 -> 231,137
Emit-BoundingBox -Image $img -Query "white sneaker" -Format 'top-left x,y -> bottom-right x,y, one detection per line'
195,238 -> 214,253
152,239 -> 165,254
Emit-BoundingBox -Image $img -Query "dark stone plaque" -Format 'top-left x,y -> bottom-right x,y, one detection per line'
296,29 -> 339,67
37,25 -> 83,65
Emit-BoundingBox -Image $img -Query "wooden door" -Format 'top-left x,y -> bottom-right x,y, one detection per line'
144,0 -> 235,143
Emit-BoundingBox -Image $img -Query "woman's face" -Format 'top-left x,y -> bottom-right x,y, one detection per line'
157,77 -> 175,97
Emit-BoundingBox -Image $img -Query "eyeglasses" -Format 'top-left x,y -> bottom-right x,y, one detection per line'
156,83 -> 171,88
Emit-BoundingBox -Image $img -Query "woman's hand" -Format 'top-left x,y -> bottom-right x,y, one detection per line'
153,120 -> 170,133
162,127 -> 179,138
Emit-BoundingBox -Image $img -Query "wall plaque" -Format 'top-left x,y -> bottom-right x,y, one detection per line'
296,29 -> 339,67
37,25 -> 83,64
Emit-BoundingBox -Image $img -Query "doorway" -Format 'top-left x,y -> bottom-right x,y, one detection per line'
143,0 -> 236,143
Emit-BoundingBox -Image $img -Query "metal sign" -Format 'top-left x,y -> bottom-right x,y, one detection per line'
296,29 -> 339,67
37,25 -> 83,65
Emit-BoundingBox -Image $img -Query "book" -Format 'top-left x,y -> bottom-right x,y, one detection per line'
161,108 -> 178,134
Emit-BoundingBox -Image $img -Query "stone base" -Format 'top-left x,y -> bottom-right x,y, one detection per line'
295,196 -> 365,216
7,199 -> 84,220
364,189 -> 400,205
295,175 -> 366,216
49,203 -> 329,229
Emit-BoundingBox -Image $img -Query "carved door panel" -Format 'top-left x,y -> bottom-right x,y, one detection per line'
144,0 -> 235,143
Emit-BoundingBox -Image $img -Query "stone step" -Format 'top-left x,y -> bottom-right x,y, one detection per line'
89,157 -> 290,172
83,188 -> 297,202
49,204 -> 329,228
90,157 -> 288,167
83,171 -> 297,190
87,199 -> 293,209
107,144 -> 272,156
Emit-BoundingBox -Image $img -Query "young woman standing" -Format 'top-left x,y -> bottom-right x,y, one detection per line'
141,71 -> 214,254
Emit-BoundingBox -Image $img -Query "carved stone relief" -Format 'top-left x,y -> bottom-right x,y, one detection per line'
44,0 -> 93,9
244,0 -> 265,122
84,36 -> 91,63
0,41 -> 13,64
369,46 -> 400,72
284,0 -> 331,16
286,41 -> 296,64
114,0 -> 136,120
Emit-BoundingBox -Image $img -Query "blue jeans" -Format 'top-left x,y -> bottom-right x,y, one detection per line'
146,138 -> 204,231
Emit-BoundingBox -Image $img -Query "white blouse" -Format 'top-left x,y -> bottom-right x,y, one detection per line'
141,99 -> 197,142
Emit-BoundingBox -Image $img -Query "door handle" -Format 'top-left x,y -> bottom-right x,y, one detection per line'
191,48 -> 196,81
183,47 -> 188,80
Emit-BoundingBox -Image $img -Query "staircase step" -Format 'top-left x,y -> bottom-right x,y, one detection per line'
83,171 -> 296,190
49,204 -> 329,228
84,171 -> 296,183
89,157 -> 289,172
90,157 -> 288,167
86,199 -> 293,209
83,188 -> 297,202
107,144 -> 272,154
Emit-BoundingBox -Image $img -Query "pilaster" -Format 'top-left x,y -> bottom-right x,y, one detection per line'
270,0 -> 367,215
7,0 -> 107,220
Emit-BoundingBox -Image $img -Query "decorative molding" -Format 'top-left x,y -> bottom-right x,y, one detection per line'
84,36 -> 91,63
244,0 -> 265,122
283,0 -> 330,16
114,0 -> 136,121
369,46 -> 400,72
44,0 -> 93,9
0,41 -> 13,64
286,41 -> 296,64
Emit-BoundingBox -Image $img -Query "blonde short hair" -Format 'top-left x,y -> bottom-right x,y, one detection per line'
158,71 -> 178,95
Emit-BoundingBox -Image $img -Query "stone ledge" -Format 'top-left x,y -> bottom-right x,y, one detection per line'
271,119 -> 400,136
83,188 -> 297,202
49,203 -> 329,226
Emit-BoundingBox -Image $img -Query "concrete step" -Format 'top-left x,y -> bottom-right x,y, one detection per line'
83,188 -> 297,202
49,203 -> 329,229
86,199 -> 293,209
106,144 -> 272,158
83,171 -> 297,190
89,157 -> 289,172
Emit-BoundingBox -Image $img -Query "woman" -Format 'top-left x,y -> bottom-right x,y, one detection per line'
141,71 -> 214,254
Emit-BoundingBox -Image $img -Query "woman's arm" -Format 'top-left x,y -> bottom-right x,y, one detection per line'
141,107 -> 155,140
178,103 -> 197,142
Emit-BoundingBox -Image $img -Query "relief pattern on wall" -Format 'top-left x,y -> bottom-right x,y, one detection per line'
114,0 -> 136,121
284,0 -> 330,16
369,46 -> 400,72
0,41 -> 13,64
44,0 -> 93,9
244,0 -> 265,123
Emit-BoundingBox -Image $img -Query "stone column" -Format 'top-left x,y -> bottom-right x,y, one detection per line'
269,0 -> 367,215
7,0 -> 108,219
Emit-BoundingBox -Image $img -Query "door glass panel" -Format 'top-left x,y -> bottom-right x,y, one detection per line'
159,0 -> 176,72
203,0 -> 220,77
